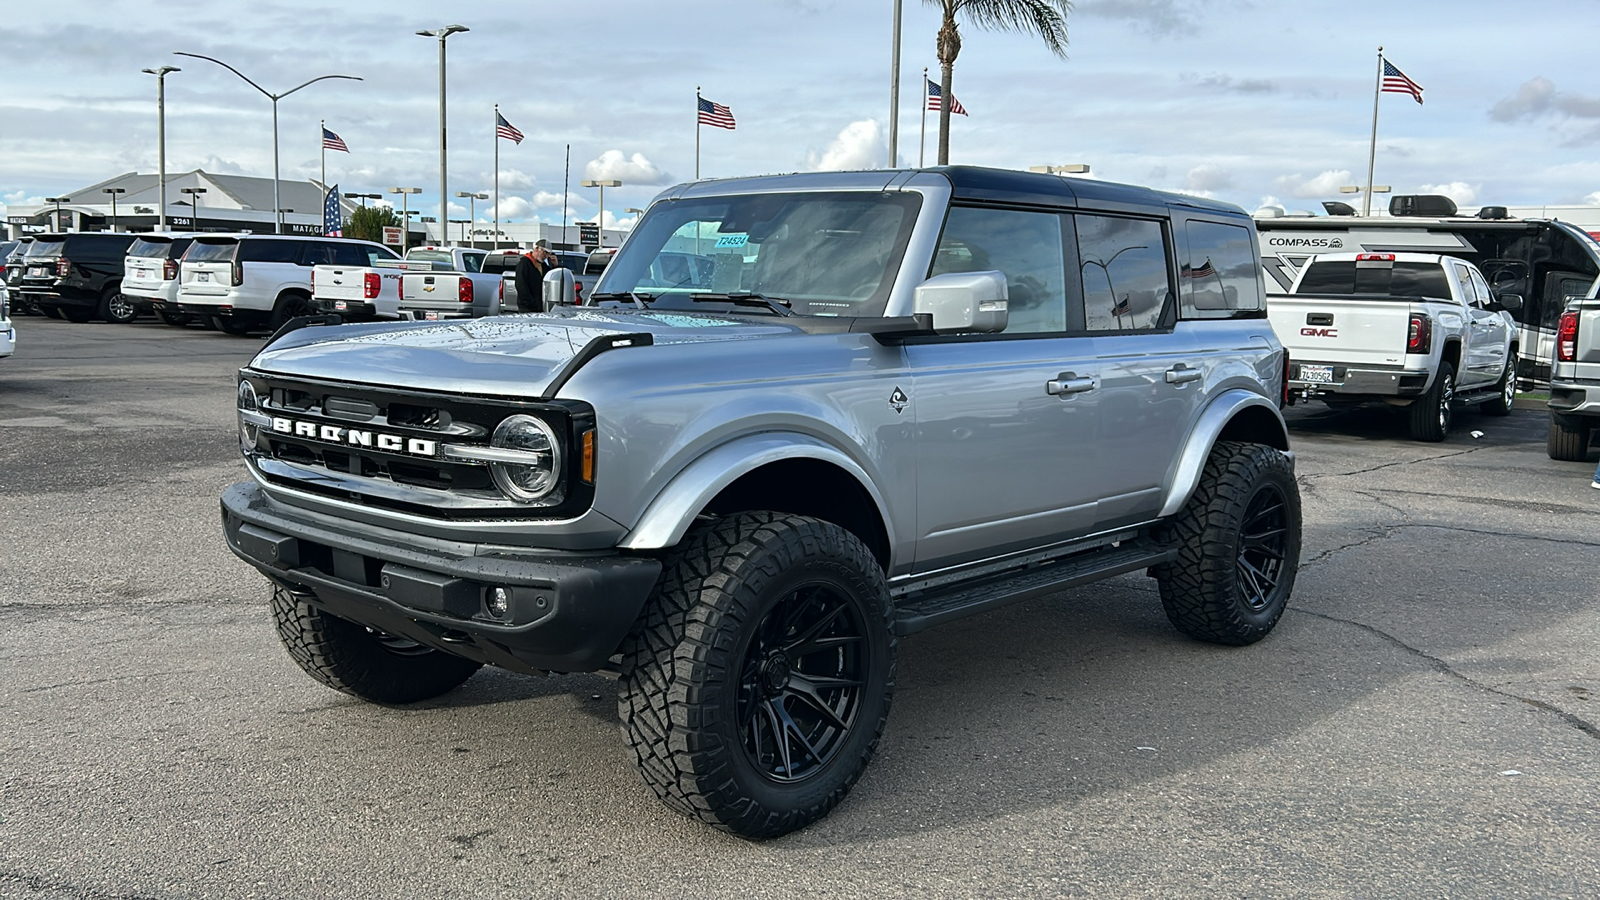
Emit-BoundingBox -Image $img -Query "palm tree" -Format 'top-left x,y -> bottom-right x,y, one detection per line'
927,0 -> 1072,165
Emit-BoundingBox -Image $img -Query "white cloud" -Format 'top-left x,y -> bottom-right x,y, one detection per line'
601,210 -> 639,231
1185,164 -> 1233,193
496,169 -> 537,191
1418,181 -> 1480,208
1586,190 -> 1600,205
805,120 -> 885,172
1273,169 -> 1355,199
583,151 -> 670,185
491,197 -> 534,219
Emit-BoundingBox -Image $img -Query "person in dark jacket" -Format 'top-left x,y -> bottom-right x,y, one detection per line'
514,241 -> 553,312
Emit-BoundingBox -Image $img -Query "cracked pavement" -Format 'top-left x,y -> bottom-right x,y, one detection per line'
2,318 -> 1597,899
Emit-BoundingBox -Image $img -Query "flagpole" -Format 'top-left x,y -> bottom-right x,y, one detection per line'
888,0 -> 902,167
562,143 -> 570,246
695,86 -> 702,180
919,68 -> 928,168
320,118 -> 326,188
1364,46 -> 1383,217
493,103 -> 500,251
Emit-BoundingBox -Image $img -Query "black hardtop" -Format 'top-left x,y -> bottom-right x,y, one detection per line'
935,165 -> 1249,219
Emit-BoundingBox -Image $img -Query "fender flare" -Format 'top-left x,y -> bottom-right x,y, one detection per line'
1159,389 -> 1292,518
617,432 -> 894,552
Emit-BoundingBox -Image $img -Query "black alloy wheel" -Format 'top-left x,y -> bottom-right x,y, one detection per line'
1234,481 -> 1291,612
737,583 -> 869,783
268,293 -> 316,331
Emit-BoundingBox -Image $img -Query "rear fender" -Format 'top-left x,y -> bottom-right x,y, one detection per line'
618,433 -> 894,553
1159,389 -> 1292,518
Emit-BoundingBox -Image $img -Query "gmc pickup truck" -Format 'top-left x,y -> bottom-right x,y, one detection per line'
1548,294 -> 1600,460
223,166 -> 1299,839
1268,252 -> 1520,441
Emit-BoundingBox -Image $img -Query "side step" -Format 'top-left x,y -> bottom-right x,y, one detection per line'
892,539 -> 1178,636
1451,388 -> 1503,407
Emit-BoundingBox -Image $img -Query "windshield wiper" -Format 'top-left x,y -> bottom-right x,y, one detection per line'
588,291 -> 656,308
688,292 -> 793,316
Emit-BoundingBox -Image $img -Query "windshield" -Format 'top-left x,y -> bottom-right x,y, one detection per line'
26,239 -> 66,257
128,237 -> 175,259
597,191 -> 923,316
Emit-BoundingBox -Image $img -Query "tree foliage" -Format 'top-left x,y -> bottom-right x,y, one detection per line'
925,0 -> 1072,165
345,205 -> 401,244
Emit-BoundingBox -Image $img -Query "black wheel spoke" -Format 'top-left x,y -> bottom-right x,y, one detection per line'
762,699 -> 794,778
780,603 -> 848,657
785,674 -> 855,732
773,699 -> 822,768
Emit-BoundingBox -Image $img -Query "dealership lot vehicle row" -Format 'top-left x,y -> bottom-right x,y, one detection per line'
1,318 -> 1596,897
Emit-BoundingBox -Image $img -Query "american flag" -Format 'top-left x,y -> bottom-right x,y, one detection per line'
1183,258 -> 1216,279
926,78 -> 968,116
323,185 -> 343,237
698,96 -> 736,130
1111,296 -> 1131,317
496,112 -> 524,144
322,127 -> 349,153
1381,59 -> 1424,104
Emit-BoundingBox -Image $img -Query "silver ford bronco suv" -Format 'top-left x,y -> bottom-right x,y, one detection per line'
222,166 -> 1300,839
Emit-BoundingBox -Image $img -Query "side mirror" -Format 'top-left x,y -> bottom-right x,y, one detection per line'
912,270 -> 1008,334
1492,293 -> 1523,312
542,267 -> 576,308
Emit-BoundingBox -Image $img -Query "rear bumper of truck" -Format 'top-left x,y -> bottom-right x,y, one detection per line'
221,482 -> 661,674
1288,361 -> 1430,401
1548,377 -> 1600,423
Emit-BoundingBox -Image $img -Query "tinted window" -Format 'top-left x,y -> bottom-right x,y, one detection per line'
1182,220 -> 1262,317
1076,214 -> 1169,331
128,237 -> 176,259
460,251 -> 485,273
1453,263 -> 1481,306
1296,260 -> 1452,298
239,240 -> 304,264
26,239 -> 67,257
930,205 -> 1070,334
300,242 -> 342,266
0,242 -> 16,258
170,238 -> 194,259
481,255 -> 517,275
64,234 -> 136,260
187,240 -> 239,262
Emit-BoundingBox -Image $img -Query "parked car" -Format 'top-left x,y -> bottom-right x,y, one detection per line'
0,273 -> 14,361
223,165 -> 1299,839
396,247 -> 503,320
175,234 -> 394,335
1548,293 -> 1600,460
485,249 -> 602,310
14,232 -> 139,323
308,244 -> 432,322
123,233 -> 203,326
1268,251 -> 1520,441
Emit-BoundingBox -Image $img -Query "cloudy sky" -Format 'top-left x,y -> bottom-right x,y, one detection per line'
6,0 -> 1600,229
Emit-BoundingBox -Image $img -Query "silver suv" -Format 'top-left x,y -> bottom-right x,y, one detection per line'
222,167 -> 1299,839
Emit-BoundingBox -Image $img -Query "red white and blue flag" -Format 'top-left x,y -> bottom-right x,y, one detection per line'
323,184 -> 342,237
698,96 -> 736,130
1381,59 -> 1424,104
322,127 -> 349,153
926,78 -> 967,116
496,112 -> 524,144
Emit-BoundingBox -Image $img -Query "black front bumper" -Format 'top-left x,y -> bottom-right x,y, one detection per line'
222,482 -> 661,674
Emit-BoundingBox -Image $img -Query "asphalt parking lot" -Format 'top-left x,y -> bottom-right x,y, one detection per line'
2,316 -> 1597,899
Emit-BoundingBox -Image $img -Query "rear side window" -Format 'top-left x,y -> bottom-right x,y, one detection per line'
187,240 -> 239,262
65,235 -> 136,260
1076,214 -> 1169,331
1297,260 -> 1452,298
239,240 -> 304,264
460,252 -> 485,273
1181,221 -> 1263,317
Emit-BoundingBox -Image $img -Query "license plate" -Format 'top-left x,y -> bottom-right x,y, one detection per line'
424,311 -> 440,320
197,272 -> 210,282
28,267 -> 45,277
1300,364 -> 1334,384
334,301 -> 348,311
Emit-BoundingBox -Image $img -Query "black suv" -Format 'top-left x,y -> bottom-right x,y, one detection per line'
16,233 -> 140,323
3,238 -> 34,315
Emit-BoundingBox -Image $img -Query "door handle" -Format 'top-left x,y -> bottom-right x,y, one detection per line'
1046,373 -> 1096,396
1165,365 -> 1203,385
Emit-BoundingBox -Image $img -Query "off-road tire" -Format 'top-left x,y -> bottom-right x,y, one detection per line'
268,584 -> 481,704
618,511 -> 896,840
97,285 -> 137,324
1408,360 -> 1455,442
1483,351 -> 1517,417
1155,441 -> 1300,646
1547,416 -> 1591,462
211,315 -> 255,336
268,292 -> 315,332
153,307 -> 191,327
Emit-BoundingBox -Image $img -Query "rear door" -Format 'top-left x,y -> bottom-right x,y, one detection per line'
1455,261 -> 1505,385
124,236 -> 174,298
181,238 -> 239,299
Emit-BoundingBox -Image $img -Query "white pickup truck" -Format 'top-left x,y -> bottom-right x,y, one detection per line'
1268,251 -> 1522,441
312,246 -> 499,322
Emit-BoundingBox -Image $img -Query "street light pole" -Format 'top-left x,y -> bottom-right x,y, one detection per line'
580,179 -> 621,249
141,66 -> 180,230
102,188 -> 126,232
390,187 -> 421,252
456,191 -> 486,248
46,197 -> 71,232
417,25 -> 469,246
174,52 -> 361,235
181,187 -> 207,232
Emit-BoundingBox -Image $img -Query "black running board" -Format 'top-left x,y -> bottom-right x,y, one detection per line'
892,539 -> 1178,636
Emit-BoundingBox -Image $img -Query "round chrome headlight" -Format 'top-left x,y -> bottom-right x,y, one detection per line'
489,414 -> 562,503
237,379 -> 260,453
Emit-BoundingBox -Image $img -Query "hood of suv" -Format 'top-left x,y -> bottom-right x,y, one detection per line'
249,308 -> 801,398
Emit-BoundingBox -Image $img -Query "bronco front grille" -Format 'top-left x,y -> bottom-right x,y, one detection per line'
239,371 -> 593,521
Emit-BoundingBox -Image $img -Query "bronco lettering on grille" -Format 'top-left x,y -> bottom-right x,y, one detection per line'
270,417 -> 438,457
